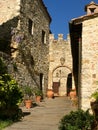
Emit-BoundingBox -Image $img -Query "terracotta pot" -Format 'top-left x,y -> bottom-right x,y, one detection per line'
36,96 -> 41,102
91,101 -> 98,121
25,100 -> 32,109
69,89 -> 76,99
46,89 -> 54,98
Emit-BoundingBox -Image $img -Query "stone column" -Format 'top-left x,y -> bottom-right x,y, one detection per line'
72,74 -> 76,89
48,71 -> 53,89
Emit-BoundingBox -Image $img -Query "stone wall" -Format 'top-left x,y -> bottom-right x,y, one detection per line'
10,0 -> 51,95
0,0 -> 20,25
48,34 -> 72,96
0,0 -> 51,96
0,0 -> 20,53
69,2 -> 98,111
81,17 -> 98,110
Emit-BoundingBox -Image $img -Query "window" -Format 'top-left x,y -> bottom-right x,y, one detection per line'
89,8 -> 95,14
42,30 -> 46,44
28,19 -> 34,35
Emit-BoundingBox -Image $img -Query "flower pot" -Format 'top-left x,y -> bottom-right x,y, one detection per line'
69,89 -> 76,99
36,96 -> 41,102
46,89 -> 54,98
25,100 -> 32,109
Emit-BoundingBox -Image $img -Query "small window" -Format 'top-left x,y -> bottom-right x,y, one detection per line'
89,8 -> 95,14
42,30 -> 46,44
28,19 -> 34,35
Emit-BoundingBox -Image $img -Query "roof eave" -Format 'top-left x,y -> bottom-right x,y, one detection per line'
70,13 -> 98,25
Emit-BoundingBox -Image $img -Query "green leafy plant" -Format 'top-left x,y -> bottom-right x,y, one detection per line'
23,86 -> 34,99
0,120 -> 13,129
90,89 -> 98,124
34,88 -> 43,96
58,109 -> 94,130
0,58 -> 23,121
91,89 -> 98,101
0,74 -> 23,120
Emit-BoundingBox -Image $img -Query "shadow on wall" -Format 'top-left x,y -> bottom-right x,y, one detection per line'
0,16 -> 19,54
66,73 -> 72,96
18,44 -> 40,88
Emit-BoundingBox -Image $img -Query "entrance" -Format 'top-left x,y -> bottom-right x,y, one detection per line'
52,82 -> 60,96
52,66 -> 71,96
40,73 -> 45,96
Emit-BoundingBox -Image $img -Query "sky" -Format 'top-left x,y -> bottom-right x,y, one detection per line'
43,0 -> 98,39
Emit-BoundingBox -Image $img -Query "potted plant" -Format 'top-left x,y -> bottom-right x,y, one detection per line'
90,89 -> 98,123
23,86 -> 34,109
0,74 -> 23,121
69,88 -> 77,99
34,88 -> 43,102
46,89 -> 54,98
91,89 -> 98,102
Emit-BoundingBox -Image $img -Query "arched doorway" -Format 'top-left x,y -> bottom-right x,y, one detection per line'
52,66 -> 72,96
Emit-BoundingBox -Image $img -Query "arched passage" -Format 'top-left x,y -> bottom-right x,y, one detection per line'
52,66 -> 72,96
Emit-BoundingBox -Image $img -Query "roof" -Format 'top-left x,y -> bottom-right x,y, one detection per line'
85,1 -> 98,12
70,12 -> 98,25
70,1 -> 98,25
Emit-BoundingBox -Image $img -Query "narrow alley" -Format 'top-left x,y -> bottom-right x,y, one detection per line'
4,96 -> 77,130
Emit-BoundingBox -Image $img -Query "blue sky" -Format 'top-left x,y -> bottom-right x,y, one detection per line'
43,0 -> 98,39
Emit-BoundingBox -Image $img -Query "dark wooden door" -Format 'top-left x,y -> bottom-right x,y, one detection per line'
52,82 -> 60,93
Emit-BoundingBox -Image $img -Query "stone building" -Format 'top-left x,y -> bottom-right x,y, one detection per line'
69,1 -> 98,110
0,0 -> 51,95
1,0 -> 98,110
48,34 -> 72,96
0,0 -> 73,97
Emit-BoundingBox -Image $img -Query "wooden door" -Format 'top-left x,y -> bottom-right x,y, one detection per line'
52,82 -> 60,94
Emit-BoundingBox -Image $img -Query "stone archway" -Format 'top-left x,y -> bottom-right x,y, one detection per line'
52,66 -> 72,96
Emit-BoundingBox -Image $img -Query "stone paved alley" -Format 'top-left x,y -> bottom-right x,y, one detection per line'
4,97 -> 77,130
